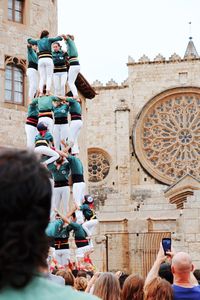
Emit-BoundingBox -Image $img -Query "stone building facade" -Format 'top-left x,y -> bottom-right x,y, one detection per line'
0,0 -> 95,172
0,0 -> 58,147
87,39 -> 200,275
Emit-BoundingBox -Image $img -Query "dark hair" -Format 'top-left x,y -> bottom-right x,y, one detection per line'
0,149 -> 52,289
53,42 -> 61,48
72,269 -> 78,278
122,274 -> 144,300
77,270 -> 87,278
119,273 -> 130,289
56,270 -> 75,286
40,30 -> 49,39
158,263 -> 173,284
193,269 -> 200,284
71,212 -> 76,219
43,84 -> 46,94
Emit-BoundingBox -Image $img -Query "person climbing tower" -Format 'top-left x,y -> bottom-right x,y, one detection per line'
28,30 -> 64,96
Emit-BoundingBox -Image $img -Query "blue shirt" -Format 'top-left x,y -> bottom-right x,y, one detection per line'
173,284 -> 200,300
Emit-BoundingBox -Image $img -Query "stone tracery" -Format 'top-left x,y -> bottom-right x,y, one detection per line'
134,89 -> 200,185
88,149 -> 110,182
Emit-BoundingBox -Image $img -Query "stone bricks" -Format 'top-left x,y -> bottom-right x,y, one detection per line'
88,52 -> 200,272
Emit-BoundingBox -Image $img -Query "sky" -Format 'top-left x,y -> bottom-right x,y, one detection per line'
58,0 -> 200,85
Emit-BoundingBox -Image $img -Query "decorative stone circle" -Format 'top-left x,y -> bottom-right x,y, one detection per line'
88,148 -> 110,183
134,87 -> 200,185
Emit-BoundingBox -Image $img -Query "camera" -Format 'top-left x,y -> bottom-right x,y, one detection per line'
162,238 -> 171,255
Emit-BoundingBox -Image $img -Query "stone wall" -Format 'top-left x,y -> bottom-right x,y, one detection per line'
88,55 -> 200,271
0,0 -> 58,147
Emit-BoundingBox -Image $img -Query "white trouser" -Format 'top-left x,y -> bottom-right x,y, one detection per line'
53,124 -> 70,150
55,249 -> 70,266
52,186 -> 70,215
82,219 -> 99,236
69,120 -> 83,155
82,219 -> 99,249
53,72 -> 68,96
26,68 -> 38,99
38,57 -> 54,93
34,146 -> 59,165
73,182 -> 85,224
68,65 -> 80,97
25,124 -> 38,149
76,245 -> 90,259
38,117 -> 54,135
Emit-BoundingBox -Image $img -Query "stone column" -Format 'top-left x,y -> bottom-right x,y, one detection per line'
114,99 -> 131,202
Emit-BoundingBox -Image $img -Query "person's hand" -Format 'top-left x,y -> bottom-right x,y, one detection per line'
61,34 -> 66,40
156,243 -> 167,263
166,247 -> 175,263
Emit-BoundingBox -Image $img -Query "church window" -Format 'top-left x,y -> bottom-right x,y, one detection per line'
5,56 -> 26,105
134,88 -> 200,185
88,148 -> 110,182
8,0 -> 24,23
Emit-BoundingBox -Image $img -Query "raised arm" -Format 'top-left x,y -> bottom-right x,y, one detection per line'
48,35 -> 63,43
27,38 -> 38,45
54,208 -> 70,224
145,243 -> 166,286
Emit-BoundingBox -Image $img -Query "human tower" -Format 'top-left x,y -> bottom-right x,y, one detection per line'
25,29 -> 98,268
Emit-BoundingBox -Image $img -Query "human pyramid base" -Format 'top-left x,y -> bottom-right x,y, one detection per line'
25,29 -> 98,270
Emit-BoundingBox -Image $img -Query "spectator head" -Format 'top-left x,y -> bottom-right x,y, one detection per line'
74,276 -> 88,291
93,272 -> 121,300
40,30 -> 49,39
158,263 -> 173,284
0,149 -> 52,289
56,270 -> 75,286
77,270 -> 87,278
171,252 -> 194,281
118,273 -> 129,289
122,274 -> 144,300
193,269 -> 200,284
144,277 -> 173,300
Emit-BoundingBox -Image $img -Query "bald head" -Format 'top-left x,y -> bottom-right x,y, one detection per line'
172,252 -> 193,274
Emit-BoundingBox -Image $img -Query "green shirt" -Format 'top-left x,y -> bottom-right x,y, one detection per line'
48,162 -> 70,182
27,36 -> 62,52
46,219 -> 64,237
80,204 -> 94,221
67,222 -> 87,240
66,38 -> 78,57
67,155 -> 83,175
27,102 -> 39,118
53,103 -> 69,118
32,96 -> 59,112
67,98 -> 81,115
27,46 -> 38,64
35,132 -> 53,145
0,275 -> 98,300
52,50 -> 67,66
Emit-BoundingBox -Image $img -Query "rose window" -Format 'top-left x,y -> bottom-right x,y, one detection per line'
134,88 -> 200,185
88,149 -> 110,182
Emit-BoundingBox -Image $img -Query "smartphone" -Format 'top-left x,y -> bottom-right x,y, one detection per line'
162,238 -> 171,255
